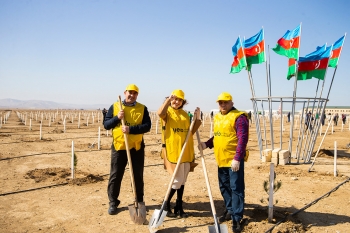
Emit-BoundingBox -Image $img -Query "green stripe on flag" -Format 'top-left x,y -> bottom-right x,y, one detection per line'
328,58 -> 339,68
297,69 -> 326,81
230,58 -> 246,74
246,52 -> 265,65
287,64 -> 296,80
273,46 -> 299,59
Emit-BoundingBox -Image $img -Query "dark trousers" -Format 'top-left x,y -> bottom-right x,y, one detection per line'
218,161 -> 245,222
107,144 -> 145,205
305,122 -> 312,131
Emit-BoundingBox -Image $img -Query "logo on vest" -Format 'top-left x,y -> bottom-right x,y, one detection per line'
130,110 -> 142,122
172,128 -> 189,133
116,120 -> 133,128
214,131 -> 230,137
214,131 -> 221,136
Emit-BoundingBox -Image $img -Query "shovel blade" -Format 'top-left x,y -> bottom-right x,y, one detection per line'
148,208 -> 167,232
208,224 -> 229,233
128,202 -> 146,225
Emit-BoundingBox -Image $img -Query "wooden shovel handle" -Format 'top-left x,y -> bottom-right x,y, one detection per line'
118,95 -> 138,206
163,111 -> 198,201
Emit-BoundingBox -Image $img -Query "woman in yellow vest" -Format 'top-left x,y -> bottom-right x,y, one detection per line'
157,89 -> 201,218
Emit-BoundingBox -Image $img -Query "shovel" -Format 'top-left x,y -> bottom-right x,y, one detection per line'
148,111 -> 198,233
118,96 -> 146,225
196,129 -> 228,233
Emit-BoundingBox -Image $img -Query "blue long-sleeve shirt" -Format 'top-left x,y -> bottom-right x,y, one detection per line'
205,108 -> 249,161
103,102 -> 151,135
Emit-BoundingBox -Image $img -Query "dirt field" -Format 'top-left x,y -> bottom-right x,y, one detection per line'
1,109 -> 349,233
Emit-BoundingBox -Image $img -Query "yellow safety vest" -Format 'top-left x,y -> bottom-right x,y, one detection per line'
164,107 -> 194,163
213,109 -> 247,167
112,101 -> 144,151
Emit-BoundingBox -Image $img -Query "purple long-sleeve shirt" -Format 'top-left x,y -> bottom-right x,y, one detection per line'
205,108 -> 249,161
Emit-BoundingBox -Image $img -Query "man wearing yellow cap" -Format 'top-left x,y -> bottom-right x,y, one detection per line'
198,92 -> 249,233
103,84 -> 151,215
157,89 -> 201,218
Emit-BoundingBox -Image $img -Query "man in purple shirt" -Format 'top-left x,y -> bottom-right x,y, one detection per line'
199,92 -> 249,233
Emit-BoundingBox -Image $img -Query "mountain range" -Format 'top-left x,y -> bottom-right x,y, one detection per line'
0,98 -> 107,110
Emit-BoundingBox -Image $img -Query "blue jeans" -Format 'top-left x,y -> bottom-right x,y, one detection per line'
218,161 -> 245,222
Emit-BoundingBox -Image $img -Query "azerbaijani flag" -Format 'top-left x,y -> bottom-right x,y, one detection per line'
287,58 -> 296,80
244,29 -> 265,68
297,45 -> 332,80
272,25 -> 301,59
328,35 -> 345,68
230,37 -> 247,74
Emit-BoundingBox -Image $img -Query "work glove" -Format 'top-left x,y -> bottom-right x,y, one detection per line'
198,142 -> 207,151
231,159 -> 240,172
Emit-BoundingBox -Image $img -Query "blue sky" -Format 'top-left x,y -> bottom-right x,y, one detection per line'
1,0 -> 349,112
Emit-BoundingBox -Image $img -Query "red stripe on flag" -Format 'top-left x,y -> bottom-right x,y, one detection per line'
232,47 -> 245,67
291,36 -> 300,49
331,47 -> 341,59
245,40 -> 265,57
237,46 -> 244,60
288,58 -> 296,66
298,58 -> 329,71
277,36 -> 300,49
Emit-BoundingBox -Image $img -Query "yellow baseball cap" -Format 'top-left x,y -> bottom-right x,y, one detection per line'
125,84 -> 139,93
216,92 -> 232,102
171,89 -> 185,100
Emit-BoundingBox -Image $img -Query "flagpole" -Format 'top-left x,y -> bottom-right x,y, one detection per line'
248,70 -> 263,157
305,44 -> 332,162
267,45 -> 274,150
307,44 -> 338,162
261,27 -> 273,151
303,79 -> 321,162
288,23 -> 302,160
243,35 -> 263,158
279,98 -> 283,149
295,101 -> 306,163
260,100 -> 267,148
300,100 -> 312,161
302,93 -> 319,162
264,43 -> 269,148
306,78 -> 326,162
325,33 -> 346,101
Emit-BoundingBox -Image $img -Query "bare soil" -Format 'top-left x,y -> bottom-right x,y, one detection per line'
1,110 -> 349,233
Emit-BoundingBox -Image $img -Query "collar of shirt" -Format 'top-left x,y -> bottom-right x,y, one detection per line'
122,100 -> 136,107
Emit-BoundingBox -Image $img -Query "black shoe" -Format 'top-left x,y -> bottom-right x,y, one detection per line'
232,220 -> 242,233
165,202 -> 176,218
174,199 -> 188,218
108,200 -> 120,215
218,209 -> 231,223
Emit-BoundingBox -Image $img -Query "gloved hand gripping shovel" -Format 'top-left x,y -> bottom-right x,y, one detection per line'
196,129 -> 228,233
118,96 -> 146,225
148,111 -> 197,233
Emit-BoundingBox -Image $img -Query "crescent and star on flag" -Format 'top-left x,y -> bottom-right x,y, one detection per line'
289,39 -> 294,48
314,60 -> 320,69
255,44 -> 261,53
